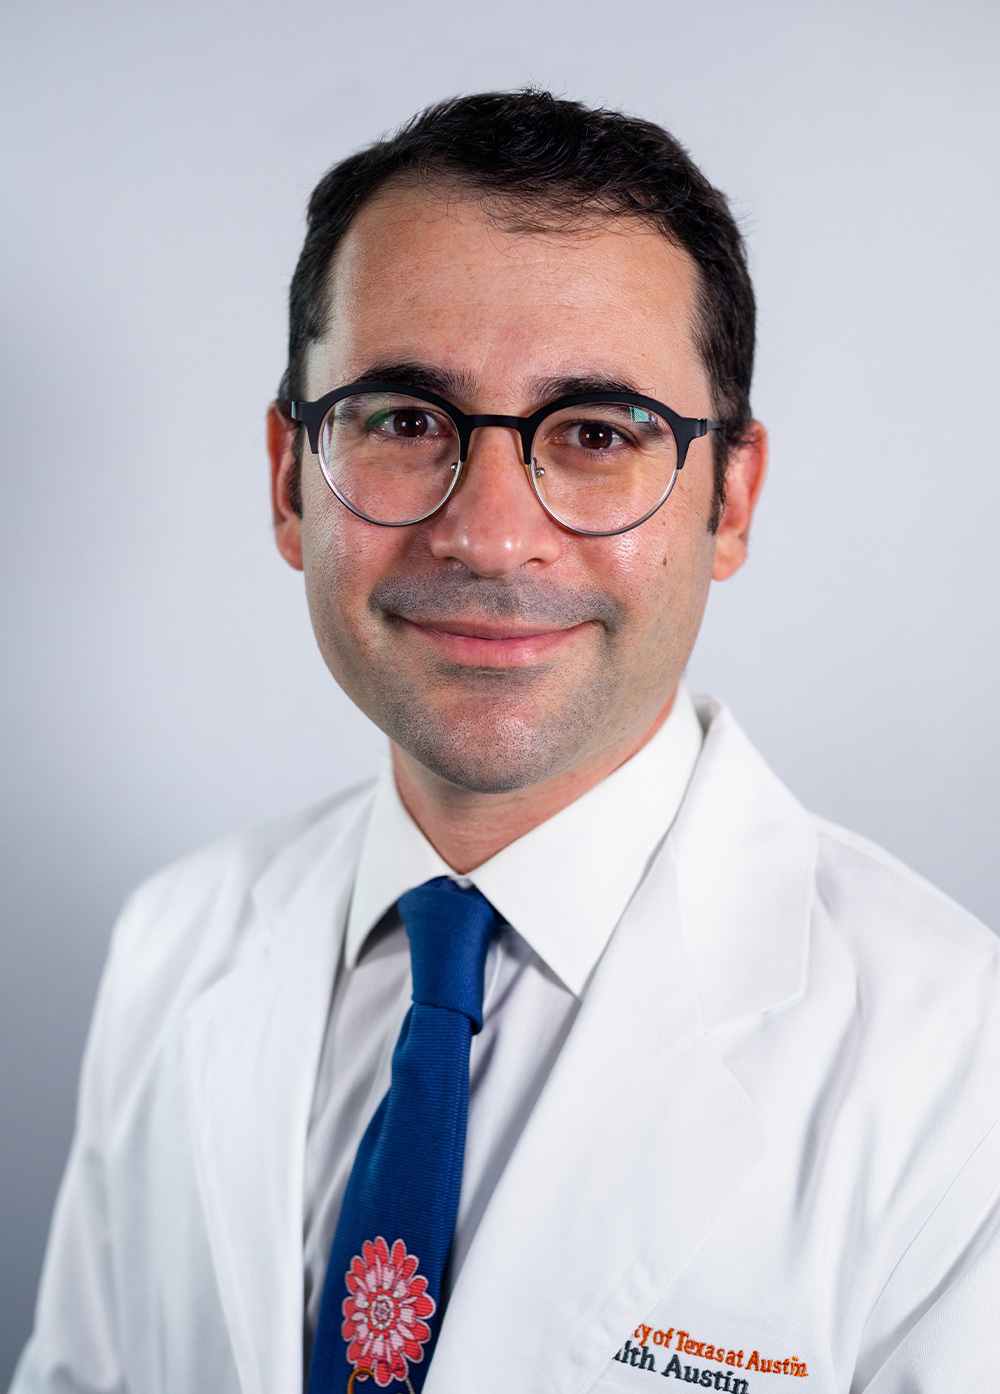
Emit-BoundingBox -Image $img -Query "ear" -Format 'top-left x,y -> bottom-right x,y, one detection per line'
711,421 -> 768,581
267,402 -> 304,572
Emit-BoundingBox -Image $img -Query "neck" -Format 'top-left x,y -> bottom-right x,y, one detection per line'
390,691 -> 677,874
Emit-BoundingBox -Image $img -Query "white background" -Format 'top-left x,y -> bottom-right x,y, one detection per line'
1,0 -> 998,1378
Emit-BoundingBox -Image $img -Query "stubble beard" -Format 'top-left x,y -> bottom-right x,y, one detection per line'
361,570 -> 629,794
374,657 -> 623,793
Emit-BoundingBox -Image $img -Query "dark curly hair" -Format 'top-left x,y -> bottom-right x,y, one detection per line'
279,89 -> 755,529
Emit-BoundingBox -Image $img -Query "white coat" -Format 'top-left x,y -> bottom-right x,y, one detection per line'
12,699 -> 1000,1394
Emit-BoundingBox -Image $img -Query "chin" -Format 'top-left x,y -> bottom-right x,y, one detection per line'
380,696 -> 595,795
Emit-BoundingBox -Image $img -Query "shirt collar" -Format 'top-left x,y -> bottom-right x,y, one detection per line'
345,684 -> 704,996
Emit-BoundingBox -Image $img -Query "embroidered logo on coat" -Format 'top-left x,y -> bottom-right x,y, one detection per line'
612,1323 -> 810,1386
341,1237 -> 436,1388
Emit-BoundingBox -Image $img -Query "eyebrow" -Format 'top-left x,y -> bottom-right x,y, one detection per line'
352,361 -> 478,402
530,373 -> 644,402
350,362 -> 648,412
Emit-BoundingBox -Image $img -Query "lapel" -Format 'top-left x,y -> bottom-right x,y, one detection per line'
182,792 -> 372,1394
427,701 -> 817,1394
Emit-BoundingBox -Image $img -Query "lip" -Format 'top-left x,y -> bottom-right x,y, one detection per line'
396,616 -> 594,668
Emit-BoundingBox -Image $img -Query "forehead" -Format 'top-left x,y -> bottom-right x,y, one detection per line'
309,181 -> 707,407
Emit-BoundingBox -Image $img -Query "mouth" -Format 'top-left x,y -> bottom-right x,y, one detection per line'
395,616 -> 596,668
369,572 -> 617,672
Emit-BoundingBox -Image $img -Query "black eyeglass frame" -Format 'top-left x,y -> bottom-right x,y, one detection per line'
289,379 -> 722,537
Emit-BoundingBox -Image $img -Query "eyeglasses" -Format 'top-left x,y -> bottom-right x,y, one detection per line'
290,380 -> 721,538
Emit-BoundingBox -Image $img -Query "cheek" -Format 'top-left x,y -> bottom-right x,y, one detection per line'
590,494 -> 712,629
299,492 -> 403,663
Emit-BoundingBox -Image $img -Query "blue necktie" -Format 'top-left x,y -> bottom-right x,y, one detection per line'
308,877 -> 498,1393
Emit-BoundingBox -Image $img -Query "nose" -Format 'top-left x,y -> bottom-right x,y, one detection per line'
427,424 -> 563,576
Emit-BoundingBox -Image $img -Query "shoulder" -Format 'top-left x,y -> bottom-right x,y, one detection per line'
682,695 -> 999,1060
687,702 -> 1000,1205
805,817 -> 1000,1115
799,820 -> 1000,1267
812,815 -> 998,989
116,783 -> 372,945
806,818 -> 1000,1112
690,692 -> 996,974
96,784 -> 375,1059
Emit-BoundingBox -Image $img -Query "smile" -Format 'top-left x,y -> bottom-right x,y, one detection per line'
398,617 -> 596,668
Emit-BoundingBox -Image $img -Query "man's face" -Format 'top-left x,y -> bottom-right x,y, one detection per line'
272,183 -> 759,794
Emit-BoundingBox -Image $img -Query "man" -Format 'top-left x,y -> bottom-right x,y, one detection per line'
12,91 -> 1000,1394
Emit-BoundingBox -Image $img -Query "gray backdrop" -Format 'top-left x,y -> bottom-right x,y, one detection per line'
2,0 -> 998,1380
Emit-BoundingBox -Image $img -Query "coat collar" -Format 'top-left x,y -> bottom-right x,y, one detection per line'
674,696 -> 816,1026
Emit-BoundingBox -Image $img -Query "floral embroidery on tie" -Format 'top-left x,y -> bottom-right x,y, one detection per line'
341,1237 -> 436,1388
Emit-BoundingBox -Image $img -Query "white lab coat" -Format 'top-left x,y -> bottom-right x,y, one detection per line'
12,699 -> 1000,1394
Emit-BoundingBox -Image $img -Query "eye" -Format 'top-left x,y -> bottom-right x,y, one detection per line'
564,419 -> 626,450
390,409 -> 431,438
372,407 -> 450,439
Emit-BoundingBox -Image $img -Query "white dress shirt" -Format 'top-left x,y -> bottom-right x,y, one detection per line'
301,685 -> 704,1349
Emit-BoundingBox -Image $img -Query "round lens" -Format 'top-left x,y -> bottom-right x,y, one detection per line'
318,392 -> 461,525
530,401 -> 679,535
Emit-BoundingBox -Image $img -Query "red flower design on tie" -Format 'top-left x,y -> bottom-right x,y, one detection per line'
341,1237 -> 437,1387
